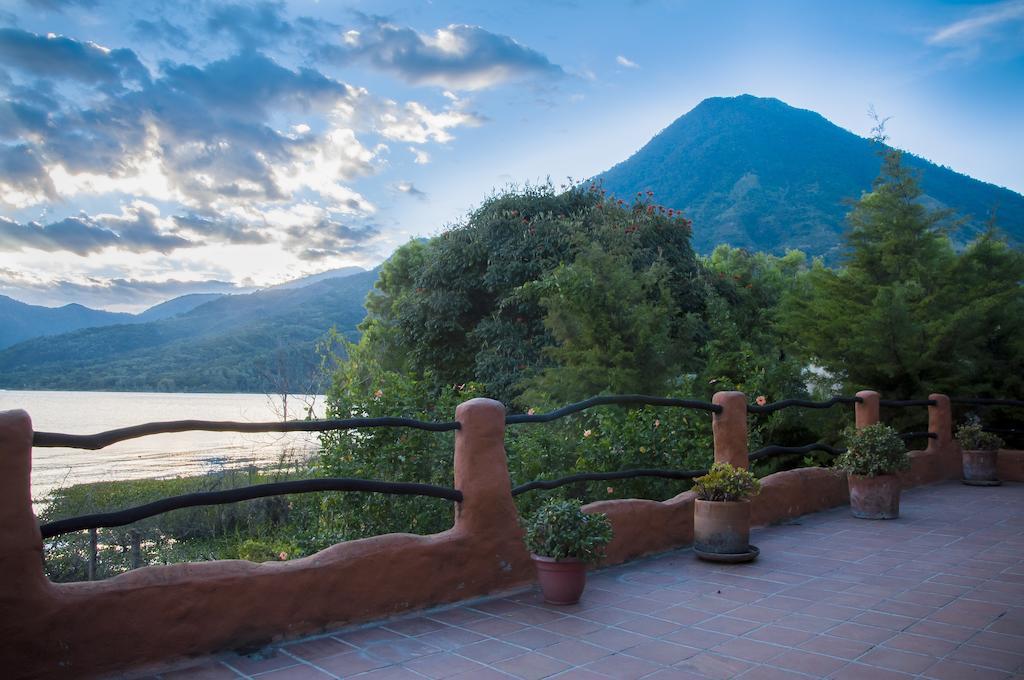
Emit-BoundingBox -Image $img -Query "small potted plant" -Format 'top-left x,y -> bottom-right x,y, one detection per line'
522,498 -> 613,605
956,418 -> 1004,486
836,423 -> 909,519
692,462 -> 761,562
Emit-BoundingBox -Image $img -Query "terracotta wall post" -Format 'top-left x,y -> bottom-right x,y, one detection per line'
927,394 -> 959,479
0,410 -> 51,671
453,398 -> 523,539
712,391 -> 748,469
855,390 -> 880,428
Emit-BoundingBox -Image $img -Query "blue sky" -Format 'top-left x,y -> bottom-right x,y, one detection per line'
1,0 -> 1022,311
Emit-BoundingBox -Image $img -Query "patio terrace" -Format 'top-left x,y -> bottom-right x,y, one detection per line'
140,481 -> 1024,680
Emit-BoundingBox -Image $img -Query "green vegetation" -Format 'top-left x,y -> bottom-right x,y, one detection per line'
836,424 -> 910,477
39,132 -> 1024,582
955,418 -> 1004,451
692,462 -> 761,502
40,462 -> 331,582
522,498 -> 613,563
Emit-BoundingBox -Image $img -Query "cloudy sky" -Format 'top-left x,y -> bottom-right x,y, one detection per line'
1,0 -> 1022,311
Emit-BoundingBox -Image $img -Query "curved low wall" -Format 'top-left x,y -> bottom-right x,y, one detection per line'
1,390 -> 1012,678
0,400 -> 535,680
998,449 -> 1024,481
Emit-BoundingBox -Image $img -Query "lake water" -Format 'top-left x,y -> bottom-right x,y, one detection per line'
0,390 -> 326,503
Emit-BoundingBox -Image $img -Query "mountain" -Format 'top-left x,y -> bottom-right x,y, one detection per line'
595,95 -> 1024,259
0,269 -> 378,392
267,266 -> 366,290
0,297 -> 134,350
135,293 -> 226,323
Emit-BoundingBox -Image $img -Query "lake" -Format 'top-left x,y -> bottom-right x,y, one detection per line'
0,390 -> 326,503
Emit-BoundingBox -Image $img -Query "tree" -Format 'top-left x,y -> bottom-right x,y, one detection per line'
350,184 -> 706,406
782,147 -> 1024,400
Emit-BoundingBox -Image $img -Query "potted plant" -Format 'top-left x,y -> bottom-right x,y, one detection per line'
956,418 -> 1004,486
692,462 -> 761,562
522,498 -> 613,605
836,423 -> 909,519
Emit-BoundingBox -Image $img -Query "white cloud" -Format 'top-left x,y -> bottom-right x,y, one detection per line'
928,0 -> 1024,47
409,146 -> 431,164
616,55 -> 639,69
377,100 -> 483,144
323,19 -> 565,91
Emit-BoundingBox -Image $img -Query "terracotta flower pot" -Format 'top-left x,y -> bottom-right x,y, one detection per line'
531,555 -> 586,605
694,499 -> 750,554
962,449 -> 999,483
848,473 -> 900,519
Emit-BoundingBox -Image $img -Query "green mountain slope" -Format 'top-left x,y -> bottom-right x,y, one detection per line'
596,95 -> 1024,258
134,293 -> 226,323
0,269 -> 378,392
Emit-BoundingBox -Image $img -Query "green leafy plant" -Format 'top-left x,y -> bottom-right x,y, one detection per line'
835,424 -> 909,476
522,498 -> 613,563
692,462 -> 761,501
955,419 -> 1004,451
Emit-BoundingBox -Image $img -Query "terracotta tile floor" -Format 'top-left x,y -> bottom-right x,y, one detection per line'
131,482 -> 1024,679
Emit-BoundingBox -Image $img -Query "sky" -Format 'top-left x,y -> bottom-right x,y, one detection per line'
1,0 -> 1022,312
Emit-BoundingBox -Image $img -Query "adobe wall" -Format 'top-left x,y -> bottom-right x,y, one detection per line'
0,400 -> 535,680
1,390 -> 1015,678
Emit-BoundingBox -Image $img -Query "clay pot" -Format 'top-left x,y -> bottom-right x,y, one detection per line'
694,499 -> 750,554
848,473 -> 900,519
531,555 -> 587,605
962,449 -> 999,482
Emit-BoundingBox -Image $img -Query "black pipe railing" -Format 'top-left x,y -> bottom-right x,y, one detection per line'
511,441 -> 856,496
747,396 -> 861,415
899,431 -> 938,440
749,442 -> 845,461
982,427 -> 1024,436
951,397 -> 1024,408
40,478 -> 463,539
506,394 -> 721,424
32,390 -> 1021,546
33,416 -> 461,450
511,468 -> 709,496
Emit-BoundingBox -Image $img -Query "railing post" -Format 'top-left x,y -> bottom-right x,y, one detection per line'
0,410 -> 50,670
928,394 -> 952,447
856,390 -> 880,428
927,394 -> 959,479
453,398 -> 522,539
712,391 -> 748,469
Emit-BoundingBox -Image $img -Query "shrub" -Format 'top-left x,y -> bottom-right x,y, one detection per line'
692,462 -> 760,501
522,498 -> 613,563
835,424 -> 909,476
955,419 -> 1004,451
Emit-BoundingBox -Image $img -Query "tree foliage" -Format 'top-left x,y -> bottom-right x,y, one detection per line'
355,184 -> 706,406
782,149 -> 1024,400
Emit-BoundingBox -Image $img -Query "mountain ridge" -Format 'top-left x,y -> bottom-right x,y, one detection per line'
595,95 -> 1024,259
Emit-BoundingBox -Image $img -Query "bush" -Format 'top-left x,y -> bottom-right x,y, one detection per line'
317,363 -> 482,540
955,419 -> 1004,451
692,462 -> 760,501
522,498 -> 613,563
836,424 -> 909,476
39,459 -> 326,582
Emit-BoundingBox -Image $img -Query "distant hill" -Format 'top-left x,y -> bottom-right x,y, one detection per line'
267,266 -> 365,290
595,95 -> 1024,259
0,291 -> 225,350
0,269 -> 378,392
0,297 -> 134,350
135,293 -> 225,323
